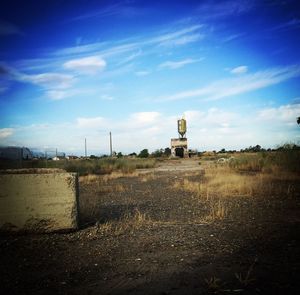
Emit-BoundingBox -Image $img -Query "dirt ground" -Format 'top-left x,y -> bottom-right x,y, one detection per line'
1,159 -> 300,294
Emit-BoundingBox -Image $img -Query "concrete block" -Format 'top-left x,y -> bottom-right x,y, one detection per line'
0,171 -> 79,232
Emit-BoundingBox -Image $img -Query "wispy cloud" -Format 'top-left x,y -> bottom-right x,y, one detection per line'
135,71 -> 150,76
230,65 -> 248,74
63,56 -> 106,74
54,41 -> 108,56
117,50 -> 142,66
159,58 -> 203,70
54,24 -> 203,58
222,33 -> 245,43
152,25 -> 204,47
159,65 -> 300,101
159,33 -> 203,47
196,0 -> 255,20
46,88 -> 94,101
0,63 -> 76,90
69,2 -> 139,22
100,94 -> 114,101
21,72 -> 76,89
269,18 -> 300,32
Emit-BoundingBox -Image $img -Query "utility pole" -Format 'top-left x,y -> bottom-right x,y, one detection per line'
85,138 -> 87,158
109,132 -> 113,157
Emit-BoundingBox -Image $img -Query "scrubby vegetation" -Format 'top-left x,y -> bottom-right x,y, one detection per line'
229,150 -> 300,173
64,158 -> 156,175
0,157 -> 156,175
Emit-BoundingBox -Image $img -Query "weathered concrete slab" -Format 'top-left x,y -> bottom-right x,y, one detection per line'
0,171 -> 79,232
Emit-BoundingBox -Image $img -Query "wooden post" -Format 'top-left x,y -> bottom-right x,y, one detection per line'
110,132 -> 112,157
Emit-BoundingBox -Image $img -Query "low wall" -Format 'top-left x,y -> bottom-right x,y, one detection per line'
0,171 -> 79,232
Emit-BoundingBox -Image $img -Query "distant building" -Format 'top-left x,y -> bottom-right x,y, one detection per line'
171,138 -> 188,158
0,147 -> 33,160
66,155 -> 79,160
170,117 -> 189,158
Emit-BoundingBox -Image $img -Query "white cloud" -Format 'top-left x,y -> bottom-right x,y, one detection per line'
230,65 -> 248,74
257,104 -> 300,124
0,128 -> 14,139
63,56 -> 106,74
160,65 -> 300,101
159,58 -> 202,70
130,112 -> 161,125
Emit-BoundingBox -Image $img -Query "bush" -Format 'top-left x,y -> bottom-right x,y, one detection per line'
138,149 -> 149,158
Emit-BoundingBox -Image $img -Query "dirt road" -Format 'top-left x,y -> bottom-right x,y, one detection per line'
1,159 -> 300,294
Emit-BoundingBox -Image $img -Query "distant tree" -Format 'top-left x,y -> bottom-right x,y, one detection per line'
152,149 -> 163,158
253,145 -> 262,152
128,152 -> 137,157
218,148 -> 226,153
297,117 -> 300,124
117,152 -> 123,158
164,147 -> 171,156
277,143 -> 300,151
138,149 -> 149,158
90,155 -> 97,159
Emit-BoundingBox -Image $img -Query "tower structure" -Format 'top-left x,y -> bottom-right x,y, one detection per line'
171,117 -> 188,158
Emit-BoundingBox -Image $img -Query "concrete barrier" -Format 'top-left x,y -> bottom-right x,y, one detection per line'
0,170 -> 79,232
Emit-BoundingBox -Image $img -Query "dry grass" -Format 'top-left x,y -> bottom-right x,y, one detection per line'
97,208 -> 150,235
173,165 -> 300,221
206,199 -> 227,221
79,171 -> 140,184
140,172 -> 156,182
174,166 -> 299,199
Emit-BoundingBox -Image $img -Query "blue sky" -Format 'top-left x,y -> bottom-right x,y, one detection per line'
1,0 -> 300,155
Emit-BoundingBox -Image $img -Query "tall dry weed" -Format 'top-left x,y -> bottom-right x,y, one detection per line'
98,208 -> 150,235
173,164 -> 300,221
174,165 -> 299,200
